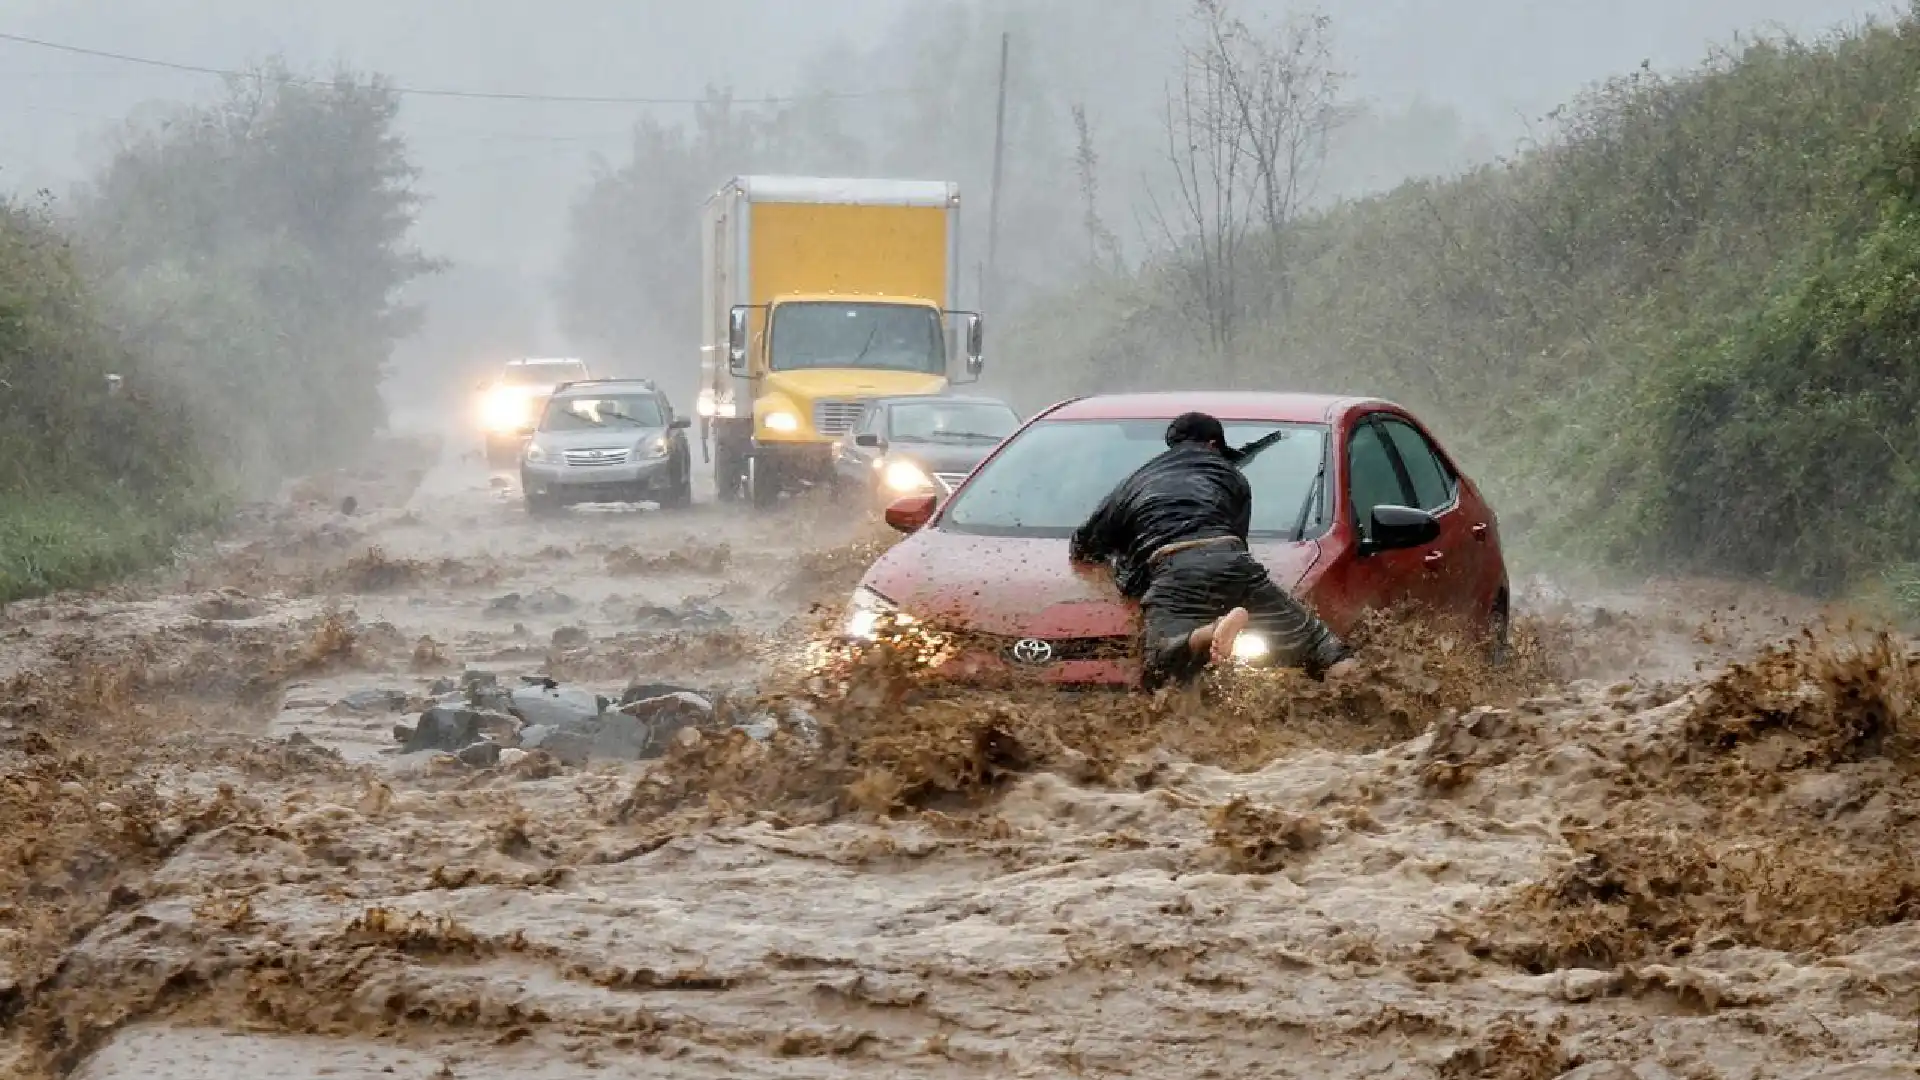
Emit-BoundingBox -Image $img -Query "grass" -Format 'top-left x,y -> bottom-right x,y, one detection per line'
0,489 -> 227,605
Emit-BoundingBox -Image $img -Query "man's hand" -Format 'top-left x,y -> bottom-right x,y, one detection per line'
1323,657 -> 1362,683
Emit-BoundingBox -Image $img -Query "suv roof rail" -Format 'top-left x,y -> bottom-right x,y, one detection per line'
552,377 -> 656,392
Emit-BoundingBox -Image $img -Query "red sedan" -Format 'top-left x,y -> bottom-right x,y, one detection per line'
843,391 -> 1509,687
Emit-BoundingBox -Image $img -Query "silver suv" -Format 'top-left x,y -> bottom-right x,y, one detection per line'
519,380 -> 693,515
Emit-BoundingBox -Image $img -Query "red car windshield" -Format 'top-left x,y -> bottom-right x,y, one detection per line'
940,418 -> 1330,539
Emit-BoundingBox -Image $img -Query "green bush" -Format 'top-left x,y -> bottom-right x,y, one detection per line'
1003,11 -> 1920,599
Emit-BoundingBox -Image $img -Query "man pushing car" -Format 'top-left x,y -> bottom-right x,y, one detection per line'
1068,411 -> 1360,690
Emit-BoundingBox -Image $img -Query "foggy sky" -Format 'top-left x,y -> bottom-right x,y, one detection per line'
0,0 -> 1900,354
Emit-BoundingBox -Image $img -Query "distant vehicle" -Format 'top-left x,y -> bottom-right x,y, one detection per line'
845,391 -> 1510,688
830,394 -> 1021,508
698,175 -> 985,508
478,357 -> 592,467
518,379 -> 693,516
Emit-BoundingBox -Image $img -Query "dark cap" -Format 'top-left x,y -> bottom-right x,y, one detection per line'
1165,411 -> 1227,449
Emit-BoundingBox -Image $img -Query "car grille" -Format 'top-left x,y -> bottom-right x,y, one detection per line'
959,633 -> 1133,666
932,471 -> 968,493
813,400 -> 864,435
562,447 -> 630,467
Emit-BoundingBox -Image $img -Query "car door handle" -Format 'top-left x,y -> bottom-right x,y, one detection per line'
1423,551 -> 1445,568
1471,523 -> 1489,541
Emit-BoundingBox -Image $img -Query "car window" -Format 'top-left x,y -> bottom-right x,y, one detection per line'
940,418 -> 1327,538
1377,418 -> 1455,511
540,393 -> 665,432
1347,420 -> 1410,538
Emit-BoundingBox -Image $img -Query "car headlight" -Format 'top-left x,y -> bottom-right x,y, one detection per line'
1231,631 -> 1270,663
843,585 -> 912,640
481,389 -> 531,433
882,459 -> 931,493
640,436 -> 670,459
763,410 -> 799,433
523,440 -> 549,463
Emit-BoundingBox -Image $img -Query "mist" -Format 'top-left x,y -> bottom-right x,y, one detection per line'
3,0 -> 1897,404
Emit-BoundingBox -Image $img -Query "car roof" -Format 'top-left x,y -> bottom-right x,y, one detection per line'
866,394 -> 1015,409
551,378 -> 660,395
1038,391 -> 1386,424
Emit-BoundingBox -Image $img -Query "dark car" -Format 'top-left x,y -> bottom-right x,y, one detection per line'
846,391 -> 1509,688
830,394 -> 1022,508
518,379 -> 693,515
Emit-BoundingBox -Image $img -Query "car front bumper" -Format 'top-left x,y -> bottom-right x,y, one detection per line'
521,456 -> 674,495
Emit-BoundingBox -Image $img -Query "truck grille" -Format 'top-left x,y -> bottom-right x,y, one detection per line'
813,400 -> 864,435
562,447 -> 630,467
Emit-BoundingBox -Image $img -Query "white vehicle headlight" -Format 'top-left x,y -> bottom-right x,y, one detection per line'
882,459 -> 931,493
523,440 -> 549,463
1231,631 -> 1270,663
763,410 -> 800,433
481,388 -> 532,432
640,436 -> 670,459
843,585 -> 912,641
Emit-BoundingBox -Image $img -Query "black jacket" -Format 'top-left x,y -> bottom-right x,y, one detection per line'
1069,443 -> 1250,598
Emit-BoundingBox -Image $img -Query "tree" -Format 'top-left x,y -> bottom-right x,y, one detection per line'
75,61 -> 436,488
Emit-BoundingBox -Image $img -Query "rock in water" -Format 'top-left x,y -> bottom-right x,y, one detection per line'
457,740 -> 503,768
403,705 -> 484,753
509,684 -> 606,731
520,725 -> 591,766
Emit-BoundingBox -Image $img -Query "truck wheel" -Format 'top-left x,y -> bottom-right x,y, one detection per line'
749,455 -> 780,508
714,444 -> 743,503
485,436 -> 518,469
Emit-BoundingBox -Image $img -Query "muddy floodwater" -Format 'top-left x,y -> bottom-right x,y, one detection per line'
4,431 -> 1919,1080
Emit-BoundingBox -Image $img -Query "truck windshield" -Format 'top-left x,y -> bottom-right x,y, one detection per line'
769,302 -> 944,375
504,361 -> 588,385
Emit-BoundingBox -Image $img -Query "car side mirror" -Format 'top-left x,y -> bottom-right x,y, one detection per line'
1360,504 -> 1440,555
727,306 -> 749,376
884,493 -> 937,533
668,417 -> 691,430
854,433 -> 881,448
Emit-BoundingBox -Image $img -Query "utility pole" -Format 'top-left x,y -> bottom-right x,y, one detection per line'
983,30 -> 1010,319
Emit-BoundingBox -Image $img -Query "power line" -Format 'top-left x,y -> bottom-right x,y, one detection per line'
0,30 -> 910,105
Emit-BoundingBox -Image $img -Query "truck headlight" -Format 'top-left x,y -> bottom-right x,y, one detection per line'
1231,631 -> 1270,663
843,586 -> 912,640
882,459 -> 931,493
764,410 -> 799,433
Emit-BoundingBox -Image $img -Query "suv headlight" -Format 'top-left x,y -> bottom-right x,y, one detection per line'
640,436 -> 670,459
524,440 -> 549,463
882,459 -> 931,493
843,585 -> 912,640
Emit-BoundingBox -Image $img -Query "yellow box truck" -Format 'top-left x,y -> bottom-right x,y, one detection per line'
696,175 -> 984,507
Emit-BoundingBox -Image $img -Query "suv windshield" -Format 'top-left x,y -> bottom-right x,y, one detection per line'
504,361 -> 588,386
540,393 -> 664,432
940,418 -> 1328,538
889,401 -> 1018,443
770,302 -> 944,375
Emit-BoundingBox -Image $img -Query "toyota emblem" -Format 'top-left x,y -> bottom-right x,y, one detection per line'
1009,638 -> 1055,666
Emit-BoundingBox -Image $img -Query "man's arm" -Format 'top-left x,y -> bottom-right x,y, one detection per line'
1227,468 -> 1253,544
1070,483 -> 1125,563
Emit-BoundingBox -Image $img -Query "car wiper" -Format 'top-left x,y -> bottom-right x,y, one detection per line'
1290,453 -> 1327,541
1229,429 -> 1290,467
